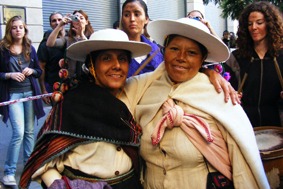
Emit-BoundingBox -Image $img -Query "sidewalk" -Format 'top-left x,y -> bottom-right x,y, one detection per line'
0,105 -> 52,189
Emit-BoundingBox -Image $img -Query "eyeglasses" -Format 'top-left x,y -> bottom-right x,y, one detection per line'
189,16 -> 201,21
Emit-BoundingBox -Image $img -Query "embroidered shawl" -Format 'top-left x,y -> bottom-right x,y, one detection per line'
19,81 -> 141,189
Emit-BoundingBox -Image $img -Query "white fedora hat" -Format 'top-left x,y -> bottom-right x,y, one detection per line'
67,29 -> 152,62
147,18 -> 229,63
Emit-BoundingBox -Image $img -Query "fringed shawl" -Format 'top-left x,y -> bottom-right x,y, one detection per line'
19,81 -> 142,189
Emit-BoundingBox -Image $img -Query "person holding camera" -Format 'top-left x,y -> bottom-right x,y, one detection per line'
187,10 -> 220,39
46,10 -> 94,79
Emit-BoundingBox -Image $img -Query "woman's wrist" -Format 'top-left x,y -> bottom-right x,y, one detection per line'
6,73 -> 12,79
81,33 -> 87,40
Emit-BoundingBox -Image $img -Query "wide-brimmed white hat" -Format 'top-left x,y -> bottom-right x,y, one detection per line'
147,18 -> 229,62
67,29 -> 152,62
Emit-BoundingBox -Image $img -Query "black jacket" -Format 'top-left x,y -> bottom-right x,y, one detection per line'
227,49 -> 283,127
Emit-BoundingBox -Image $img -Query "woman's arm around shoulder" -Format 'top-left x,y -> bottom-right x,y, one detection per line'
201,68 -> 240,105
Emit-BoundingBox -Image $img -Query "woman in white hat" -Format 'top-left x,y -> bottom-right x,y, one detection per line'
121,18 -> 269,188
19,29 -> 151,189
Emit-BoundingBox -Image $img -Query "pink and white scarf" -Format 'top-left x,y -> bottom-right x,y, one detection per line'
151,98 -> 232,180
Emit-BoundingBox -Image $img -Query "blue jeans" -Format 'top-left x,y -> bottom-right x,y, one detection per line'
4,91 -> 35,176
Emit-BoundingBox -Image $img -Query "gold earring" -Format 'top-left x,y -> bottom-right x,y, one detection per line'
164,35 -> 169,47
89,54 -> 96,79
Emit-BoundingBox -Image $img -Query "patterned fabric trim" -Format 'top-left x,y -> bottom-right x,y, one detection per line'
19,135 -> 88,189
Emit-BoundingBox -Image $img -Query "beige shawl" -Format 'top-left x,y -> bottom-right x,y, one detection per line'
121,62 -> 270,189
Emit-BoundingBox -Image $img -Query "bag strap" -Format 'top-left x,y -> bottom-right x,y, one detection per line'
204,156 -> 211,173
273,57 -> 283,90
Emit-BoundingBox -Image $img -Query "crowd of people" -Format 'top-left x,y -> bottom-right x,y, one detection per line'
0,0 -> 282,188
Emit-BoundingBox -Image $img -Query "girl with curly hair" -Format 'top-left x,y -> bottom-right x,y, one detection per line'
226,1 -> 283,127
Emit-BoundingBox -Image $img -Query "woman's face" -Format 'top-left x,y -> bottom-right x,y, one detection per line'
248,11 -> 267,44
11,20 -> 25,40
187,11 -> 203,20
93,50 -> 129,96
122,1 -> 149,37
72,12 -> 88,31
164,36 -> 203,83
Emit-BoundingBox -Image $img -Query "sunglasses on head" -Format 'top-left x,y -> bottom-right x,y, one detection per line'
189,16 -> 201,21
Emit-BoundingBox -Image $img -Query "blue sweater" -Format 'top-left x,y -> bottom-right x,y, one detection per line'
0,46 -> 45,124
127,35 -> 164,77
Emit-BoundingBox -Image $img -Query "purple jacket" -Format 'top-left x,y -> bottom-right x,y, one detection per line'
0,46 -> 45,124
127,35 -> 164,77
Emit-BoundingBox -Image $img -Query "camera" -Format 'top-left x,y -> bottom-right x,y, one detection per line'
68,15 -> 79,22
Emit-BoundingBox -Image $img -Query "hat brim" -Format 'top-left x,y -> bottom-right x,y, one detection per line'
66,40 -> 152,62
147,19 -> 230,63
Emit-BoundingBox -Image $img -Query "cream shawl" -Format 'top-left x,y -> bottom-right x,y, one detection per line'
121,62 -> 270,189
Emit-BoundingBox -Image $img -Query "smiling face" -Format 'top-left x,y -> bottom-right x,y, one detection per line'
11,20 -> 25,41
122,1 -> 149,39
164,36 -> 204,83
92,50 -> 130,96
248,11 -> 267,44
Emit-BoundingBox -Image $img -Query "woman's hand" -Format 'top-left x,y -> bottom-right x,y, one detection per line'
72,20 -> 86,39
61,13 -> 72,26
22,68 -> 34,77
281,91 -> 283,99
200,19 -> 221,39
237,91 -> 242,102
41,168 -> 62,187
10,72 -> 25,82
41,90 -> 51,105
204,68 -> 241,105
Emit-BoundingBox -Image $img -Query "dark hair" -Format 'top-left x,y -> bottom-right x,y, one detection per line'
49,11 -> 63,24
187,10 -> 204,19
122,0 -> 149,18
236,1 -> 283,58
68,10 -> 94,40
113,21 -> 120,29
223,30 -> 229,35
163,34 -> 208,60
